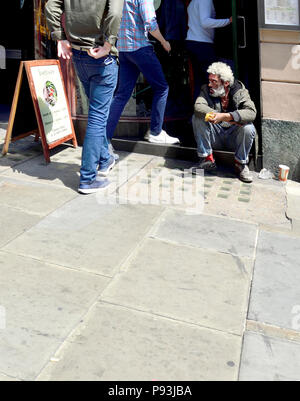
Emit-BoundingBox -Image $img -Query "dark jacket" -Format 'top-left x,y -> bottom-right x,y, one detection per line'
45,0 -> 124,56
194,80 -> 257,124
158,0 -> 187,41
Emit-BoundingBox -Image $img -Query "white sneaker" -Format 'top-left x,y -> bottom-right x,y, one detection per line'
147,130 -> 180,145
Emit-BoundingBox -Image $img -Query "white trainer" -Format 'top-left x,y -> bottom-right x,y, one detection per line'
147,130 -> 180,145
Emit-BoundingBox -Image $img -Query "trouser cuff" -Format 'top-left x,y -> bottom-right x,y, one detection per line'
197,151 -> 212,158
235,156 -> 248,165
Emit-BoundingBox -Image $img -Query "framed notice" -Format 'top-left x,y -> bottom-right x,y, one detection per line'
260,0 -> 300,30
2,60 -> 77,163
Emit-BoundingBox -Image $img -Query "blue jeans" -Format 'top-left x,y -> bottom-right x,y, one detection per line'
72,50 -> 118,184
106,46 -> 169,140
192,116 -> 256,164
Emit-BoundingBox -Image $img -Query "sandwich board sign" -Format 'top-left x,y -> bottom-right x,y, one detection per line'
2,59 -> 77,163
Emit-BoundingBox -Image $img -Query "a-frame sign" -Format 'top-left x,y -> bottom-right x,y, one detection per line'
2,60 -> 77,163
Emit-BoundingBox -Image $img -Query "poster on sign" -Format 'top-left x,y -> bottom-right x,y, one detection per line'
29,63 -> 74,145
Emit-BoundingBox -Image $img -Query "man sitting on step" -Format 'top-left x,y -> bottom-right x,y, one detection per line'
191,62 -> 257,183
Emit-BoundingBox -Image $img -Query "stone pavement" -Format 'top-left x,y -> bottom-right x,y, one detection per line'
1,127 -> 300,382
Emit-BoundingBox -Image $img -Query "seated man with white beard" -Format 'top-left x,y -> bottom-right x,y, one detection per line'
191,62 -> 257,183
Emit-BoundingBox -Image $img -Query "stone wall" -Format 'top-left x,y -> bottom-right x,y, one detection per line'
260,29 -> 300,181
262,119 -> 300,181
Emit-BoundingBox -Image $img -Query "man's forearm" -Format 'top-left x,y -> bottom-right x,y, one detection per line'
149,28 -> 166,46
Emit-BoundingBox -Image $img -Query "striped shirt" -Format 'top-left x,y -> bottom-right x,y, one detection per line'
117,0 -> 159,52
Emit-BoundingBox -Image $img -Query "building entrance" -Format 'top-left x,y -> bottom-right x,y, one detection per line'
0,1 -> 262,163
113,0 -> 261,162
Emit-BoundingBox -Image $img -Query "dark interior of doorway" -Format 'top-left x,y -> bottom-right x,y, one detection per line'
0,1 -> 35,118
123,0 -> 235,147
119,0 -> 261,160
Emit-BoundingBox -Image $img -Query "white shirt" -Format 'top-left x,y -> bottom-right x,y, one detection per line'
186,0 -> 231,43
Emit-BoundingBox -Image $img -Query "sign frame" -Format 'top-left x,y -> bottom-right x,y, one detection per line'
260,0 -> 300,31
2,59 -> 77,163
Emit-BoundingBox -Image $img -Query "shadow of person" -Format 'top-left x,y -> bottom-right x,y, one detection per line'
1,141 -> 82,192
162,153 -> 236,179
4,141 -> 130,193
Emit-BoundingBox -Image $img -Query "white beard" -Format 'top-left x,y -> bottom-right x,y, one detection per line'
210,85 -> 226,98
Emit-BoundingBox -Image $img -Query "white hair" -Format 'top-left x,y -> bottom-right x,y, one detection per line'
207,62 -> 235,86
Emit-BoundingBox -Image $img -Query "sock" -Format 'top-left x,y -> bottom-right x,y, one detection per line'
235,160 -> 244,167
205,154 -> 215,163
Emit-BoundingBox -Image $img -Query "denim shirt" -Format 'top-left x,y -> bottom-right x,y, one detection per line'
117,0 -> 159,52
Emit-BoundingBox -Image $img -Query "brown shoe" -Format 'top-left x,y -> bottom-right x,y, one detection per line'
235,163 -> 253,183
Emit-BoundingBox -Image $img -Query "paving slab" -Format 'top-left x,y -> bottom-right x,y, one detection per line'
153,208 -> 258,258
0,251 -> 110,381
0,177 -> 77,216
248,230 -> 300,331
286,180 -> 300,234
0,204 -> 42,248
0,373 -> 19,381
0,149 -> 81,191
3,196 -> 164,276
115,157 -> 205,214
239,331 -> 300,381
37,303 -> 242,381
116,160 -> 289,230
101,238 -> 253,335
202,174 -> 289,229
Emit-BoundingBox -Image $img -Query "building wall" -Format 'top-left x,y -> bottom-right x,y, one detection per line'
260,29 -> 300,180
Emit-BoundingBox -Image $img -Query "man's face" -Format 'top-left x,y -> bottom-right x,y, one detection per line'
208,74 -> 229,98
208,74 -> 222,91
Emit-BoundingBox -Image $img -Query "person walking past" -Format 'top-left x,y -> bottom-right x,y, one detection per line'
106,0 -> 180,145
45,0 -> 124,194
186,0 -> 231,101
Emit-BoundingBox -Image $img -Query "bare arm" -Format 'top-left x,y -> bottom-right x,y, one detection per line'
149,28 -> 171,53
139,0 -> 171,52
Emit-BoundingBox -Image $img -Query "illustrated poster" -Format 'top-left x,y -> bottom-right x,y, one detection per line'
30,65 -> 73,144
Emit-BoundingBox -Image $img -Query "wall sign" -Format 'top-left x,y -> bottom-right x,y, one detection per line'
2,60 -> 77,163
260,0 -> 300,30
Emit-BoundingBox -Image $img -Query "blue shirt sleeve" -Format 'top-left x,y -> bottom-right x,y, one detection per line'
139,0 -> 159,32
198,0 -> 230,29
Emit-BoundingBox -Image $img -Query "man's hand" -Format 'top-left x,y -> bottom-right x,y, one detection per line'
88,42 -> 111,59
57,40 -> 72,60
210,112 -> 233,124
150,28 -> 171,53
161,40 -> 171,53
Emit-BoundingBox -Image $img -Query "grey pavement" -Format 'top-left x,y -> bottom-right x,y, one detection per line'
1,126 -> 300,381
